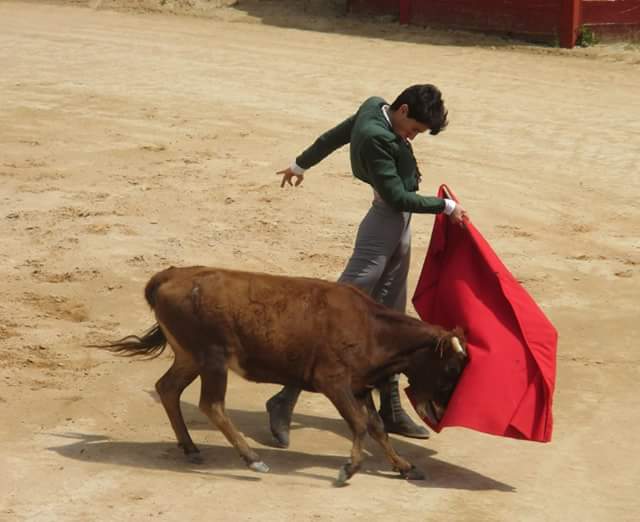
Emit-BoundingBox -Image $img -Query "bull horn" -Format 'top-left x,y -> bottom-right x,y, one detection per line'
451,336 -> 465,355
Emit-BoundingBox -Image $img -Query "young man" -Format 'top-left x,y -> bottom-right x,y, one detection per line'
268,84 -> 468,447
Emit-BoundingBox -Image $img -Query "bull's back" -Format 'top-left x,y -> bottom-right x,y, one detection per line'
148,267 -> 375,387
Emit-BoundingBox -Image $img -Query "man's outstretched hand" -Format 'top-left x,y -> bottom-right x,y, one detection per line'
277,167 -> 304,188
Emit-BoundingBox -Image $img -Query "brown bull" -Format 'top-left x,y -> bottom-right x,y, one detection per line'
99,266 -> 467,484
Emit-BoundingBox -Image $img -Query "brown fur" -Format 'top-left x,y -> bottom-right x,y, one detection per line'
98,266 -> 467,483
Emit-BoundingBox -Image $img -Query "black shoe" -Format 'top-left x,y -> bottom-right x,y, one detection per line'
378,379 -> 430,439
266,385 -> 301,448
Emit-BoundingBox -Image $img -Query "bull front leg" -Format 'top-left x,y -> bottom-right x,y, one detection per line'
323,386 -> 370,486
362,391 -> 425,480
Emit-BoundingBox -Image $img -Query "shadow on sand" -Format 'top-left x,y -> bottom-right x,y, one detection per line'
225,0 -> 537,49
47,397 -> 515,491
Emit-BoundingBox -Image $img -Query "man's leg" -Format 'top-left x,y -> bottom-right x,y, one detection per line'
266,386 -> 302,448
371,211 -> 411,312
372,213 -> 429,439
267,202 -> 403,447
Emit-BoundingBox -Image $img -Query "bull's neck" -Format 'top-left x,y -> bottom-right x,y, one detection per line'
366,306 -> 446,384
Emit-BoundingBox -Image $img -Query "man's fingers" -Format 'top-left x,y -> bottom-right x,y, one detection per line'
277,169 -> 302,188
449,210 -> 468,228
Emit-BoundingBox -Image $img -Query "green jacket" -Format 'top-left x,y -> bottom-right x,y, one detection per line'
296,96 -> 446,213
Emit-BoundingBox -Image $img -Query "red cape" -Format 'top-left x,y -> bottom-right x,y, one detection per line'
409,185 -> 557,442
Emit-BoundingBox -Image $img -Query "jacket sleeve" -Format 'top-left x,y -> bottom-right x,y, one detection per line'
361,136 -> 446,214
295,114 -> 356,170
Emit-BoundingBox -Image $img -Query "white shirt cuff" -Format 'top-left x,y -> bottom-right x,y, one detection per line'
443,198 -> 456,215
290,161 -> 306,176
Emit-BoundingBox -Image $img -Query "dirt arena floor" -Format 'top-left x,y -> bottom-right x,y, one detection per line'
1,1 -> 639,520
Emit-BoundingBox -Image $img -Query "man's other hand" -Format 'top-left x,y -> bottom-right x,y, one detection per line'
277,167 -> 304,188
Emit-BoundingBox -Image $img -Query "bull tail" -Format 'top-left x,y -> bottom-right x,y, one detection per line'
90,323 -> 167,359
92,267 -> 181,358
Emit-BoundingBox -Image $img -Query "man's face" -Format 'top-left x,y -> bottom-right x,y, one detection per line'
391,104 -> 430,141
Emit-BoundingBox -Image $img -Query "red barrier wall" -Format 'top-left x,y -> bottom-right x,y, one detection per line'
408,1 -> 562,37
349,0 -> 579,46
583,0 -> 640,25
348,0 -> 640,47
582,0 -> 640,39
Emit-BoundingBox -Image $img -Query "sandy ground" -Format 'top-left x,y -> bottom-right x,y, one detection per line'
1,1 -> 639,520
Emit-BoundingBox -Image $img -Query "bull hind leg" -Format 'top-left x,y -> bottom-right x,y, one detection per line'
324,386 -> 370,486
363,392 -> 424,480
198,361 -> 269,473
155,360 -> 200,462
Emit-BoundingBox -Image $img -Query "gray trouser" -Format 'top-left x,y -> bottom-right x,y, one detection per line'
338,197 -> 411,314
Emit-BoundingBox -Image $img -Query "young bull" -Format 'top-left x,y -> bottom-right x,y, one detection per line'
99,266 -> 467,484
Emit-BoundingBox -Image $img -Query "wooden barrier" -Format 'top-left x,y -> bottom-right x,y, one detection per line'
348,0 -> 640,47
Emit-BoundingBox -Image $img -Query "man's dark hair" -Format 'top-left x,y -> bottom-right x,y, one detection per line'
390,84 -> 449,135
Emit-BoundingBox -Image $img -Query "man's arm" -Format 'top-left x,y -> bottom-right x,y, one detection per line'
278,114 -> 356,187
294,114 -> 356,171
361,136 -> 449,214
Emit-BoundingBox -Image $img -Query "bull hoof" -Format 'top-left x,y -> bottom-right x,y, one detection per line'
185,452 -> 203,465
400,465 -> 425,481
179,443 -> 203,465
249,461 -> 270,473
